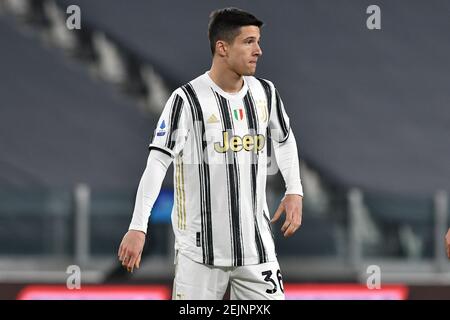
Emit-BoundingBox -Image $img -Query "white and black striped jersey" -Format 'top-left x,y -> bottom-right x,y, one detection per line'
148,72 -> 302,267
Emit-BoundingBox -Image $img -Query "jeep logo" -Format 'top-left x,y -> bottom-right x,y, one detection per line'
214,131 -> 265,153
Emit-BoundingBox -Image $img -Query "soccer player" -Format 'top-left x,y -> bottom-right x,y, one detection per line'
118,7 -> 303,300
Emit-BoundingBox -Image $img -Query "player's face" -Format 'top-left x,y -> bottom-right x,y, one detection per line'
226,26 -> 262,76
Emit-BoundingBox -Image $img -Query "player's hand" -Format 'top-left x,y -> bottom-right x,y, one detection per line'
445,228 -> 450,259
118,230 -> 146,273
271,194 -> 303,238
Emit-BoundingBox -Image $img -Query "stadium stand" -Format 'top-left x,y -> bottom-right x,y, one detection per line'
53,0 -> 450,196
0,16 -> 154,189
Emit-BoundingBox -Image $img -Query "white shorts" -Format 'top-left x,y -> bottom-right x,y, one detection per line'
172,252 -> 285,300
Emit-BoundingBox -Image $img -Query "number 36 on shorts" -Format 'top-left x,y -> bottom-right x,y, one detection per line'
261,269 -> 284,294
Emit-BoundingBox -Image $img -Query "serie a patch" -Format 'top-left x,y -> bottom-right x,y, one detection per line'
157,120 -> 167,136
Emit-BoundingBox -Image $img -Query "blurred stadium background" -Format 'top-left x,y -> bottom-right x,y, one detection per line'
1,0 -> 450,299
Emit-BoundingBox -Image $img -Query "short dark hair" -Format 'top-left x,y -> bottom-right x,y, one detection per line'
208,7 -> 263,55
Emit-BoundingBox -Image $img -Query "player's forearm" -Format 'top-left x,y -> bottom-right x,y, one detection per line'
129,150 -> 173,234
272,129 -> 304,196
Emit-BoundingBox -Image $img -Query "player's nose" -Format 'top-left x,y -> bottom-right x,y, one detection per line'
255,43 -> 263,56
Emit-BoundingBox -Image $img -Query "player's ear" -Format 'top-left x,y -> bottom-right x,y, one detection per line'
215,40 -> 228,57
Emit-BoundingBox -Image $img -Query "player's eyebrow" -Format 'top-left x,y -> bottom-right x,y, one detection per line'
243,36 -> 260,41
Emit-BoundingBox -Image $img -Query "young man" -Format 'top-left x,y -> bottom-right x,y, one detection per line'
118,7 -> 303,300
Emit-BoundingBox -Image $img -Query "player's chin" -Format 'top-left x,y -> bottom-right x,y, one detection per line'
243,66 -> 257,76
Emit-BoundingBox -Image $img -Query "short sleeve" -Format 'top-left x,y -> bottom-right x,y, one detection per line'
265,81 -> 290,143
148,90 -> 191,158
258,79 -> 291,143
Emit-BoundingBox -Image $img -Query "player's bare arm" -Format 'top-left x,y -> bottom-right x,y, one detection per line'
271,194 -> 303,237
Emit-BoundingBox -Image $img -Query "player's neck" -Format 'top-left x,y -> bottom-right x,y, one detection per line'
208,62 -> 244,94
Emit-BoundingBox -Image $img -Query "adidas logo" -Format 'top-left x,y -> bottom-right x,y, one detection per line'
207,114 -> 220,124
